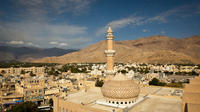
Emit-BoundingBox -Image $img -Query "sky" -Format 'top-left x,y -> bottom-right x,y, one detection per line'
0,0 -> 200,49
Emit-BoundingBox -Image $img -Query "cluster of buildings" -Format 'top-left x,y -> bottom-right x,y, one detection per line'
0,67 -> 97,111
90,63 -> 200,76
90,62 -> 200,84
0,67 -> 44,75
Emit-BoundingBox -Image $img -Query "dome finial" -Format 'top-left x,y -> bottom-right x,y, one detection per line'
107,24 -> 113,33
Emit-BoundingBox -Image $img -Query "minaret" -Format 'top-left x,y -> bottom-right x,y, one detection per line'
105,25 -> 115,75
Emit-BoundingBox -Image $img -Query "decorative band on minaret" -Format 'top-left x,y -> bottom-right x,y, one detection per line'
105,26 -> 116,75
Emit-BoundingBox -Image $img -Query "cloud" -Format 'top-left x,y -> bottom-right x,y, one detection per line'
96,4 -> 200,36
147,5 -> 195,23
5,41 -> 40,47
49,41 -> 67,46
96,16 -> 143,36
142,29 -> 148,32
7,41 -> 24,45
0,0 -> 96,49
0,21 -> 90,48
16,0 -> 94,18
49,41 -> 58,45
26,42 -> 40,47
160,30 -> 166,34
59,43 -> 67,46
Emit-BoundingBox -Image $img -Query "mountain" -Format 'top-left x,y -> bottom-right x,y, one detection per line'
33,35 -> 200,64
0,46 -> 77,62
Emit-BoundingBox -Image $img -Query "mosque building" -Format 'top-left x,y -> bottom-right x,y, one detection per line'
53,26 -> 141,112
101,26 -> 140,105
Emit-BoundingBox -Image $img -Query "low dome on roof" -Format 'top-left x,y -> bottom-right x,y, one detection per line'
101,73 -> 140,100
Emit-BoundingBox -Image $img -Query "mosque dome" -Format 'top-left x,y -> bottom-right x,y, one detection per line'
101,73 -> 140,100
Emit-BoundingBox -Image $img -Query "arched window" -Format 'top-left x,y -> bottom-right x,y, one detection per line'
125,102 -> 127,104
121,102 -> 123,104
129,101 -> 131,104
112,101 -> 114,104
116,102 -> 119,104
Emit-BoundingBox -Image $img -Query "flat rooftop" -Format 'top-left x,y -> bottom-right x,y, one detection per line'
67,87 -> 103,104
129,95 -> 181,112
66,87 -> 121,112
65,86 -> 182,112
131,86 -> 182,112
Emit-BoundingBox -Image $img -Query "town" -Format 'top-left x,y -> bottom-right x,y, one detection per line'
0,62 -> 199,111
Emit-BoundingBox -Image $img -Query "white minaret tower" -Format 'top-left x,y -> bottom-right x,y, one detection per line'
105,25 -> 116,75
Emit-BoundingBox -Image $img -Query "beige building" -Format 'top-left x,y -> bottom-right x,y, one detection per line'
44,87 -> 60,102
0,82 -> 23,110
182,76 -> 200,112
179,66 -> 195,72
15,78 -> 45,103
0,67 -> 44,75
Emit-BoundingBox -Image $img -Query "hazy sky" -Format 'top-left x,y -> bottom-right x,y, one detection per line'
0,0 -> 200,49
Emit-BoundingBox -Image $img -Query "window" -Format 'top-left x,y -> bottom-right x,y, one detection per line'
116,102 -> 119,104
121,102 -> 123,104
112,101 -> 114,104
26,91 -> 30,95
129,101 -> 131,104
39,89 -> 43,94
125,102 -> 127,104
109,101 -> 110,103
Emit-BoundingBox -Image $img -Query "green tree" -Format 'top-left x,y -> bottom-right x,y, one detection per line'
29,71 -> 36,77
20,70 -> 25,74
49,98 -> 53,106
6,101 -> 40,112
167,83 -> 183,88
44,67 -> 49,73
121,70 -> 127,74
149,78 -> 166,86
95,79 -> 104,87
149,78 -> 159,85
1,70 -> 6,74
48,67 -> 59,76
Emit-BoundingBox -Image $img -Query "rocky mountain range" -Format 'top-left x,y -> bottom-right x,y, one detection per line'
0,46 -> 77,62
32,35 -> 200,64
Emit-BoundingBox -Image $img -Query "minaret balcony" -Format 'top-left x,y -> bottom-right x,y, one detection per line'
106,34 -> 114,40
105,50 -> 115,56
